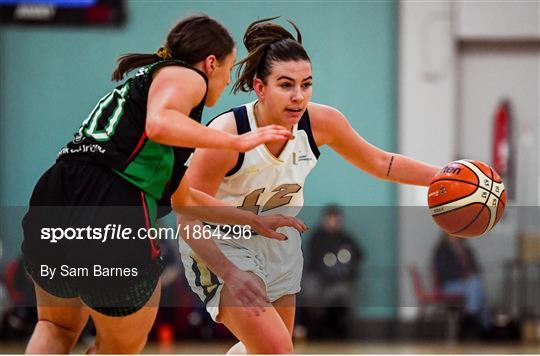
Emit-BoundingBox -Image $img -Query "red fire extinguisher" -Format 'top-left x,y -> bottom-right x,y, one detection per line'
492,99 -> 514,199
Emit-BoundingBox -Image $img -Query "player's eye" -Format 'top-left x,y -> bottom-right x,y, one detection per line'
302,82 -> 312,89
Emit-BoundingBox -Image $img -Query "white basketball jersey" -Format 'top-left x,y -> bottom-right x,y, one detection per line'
179,102 -> 320,304
215,101 -> 319,220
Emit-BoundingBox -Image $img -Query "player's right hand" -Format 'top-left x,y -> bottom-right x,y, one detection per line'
234,125 -> 293,152
223,268 -> 270,316
251,214 -> 308,240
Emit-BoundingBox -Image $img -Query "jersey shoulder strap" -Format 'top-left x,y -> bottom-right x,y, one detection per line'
143,60 -> 208,121
297,109 -> 320,159
226,105 -> 251,176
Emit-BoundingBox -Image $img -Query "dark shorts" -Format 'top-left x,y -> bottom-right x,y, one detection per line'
22,159 -> 164,317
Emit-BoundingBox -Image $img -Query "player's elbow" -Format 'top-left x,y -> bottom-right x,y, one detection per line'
171,190 -> 190,213
145,115 -> 165,142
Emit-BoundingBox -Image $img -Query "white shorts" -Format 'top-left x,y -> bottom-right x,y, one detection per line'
179,227 -> 303,322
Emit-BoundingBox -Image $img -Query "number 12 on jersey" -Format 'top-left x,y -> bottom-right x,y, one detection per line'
239,184 -> 301,214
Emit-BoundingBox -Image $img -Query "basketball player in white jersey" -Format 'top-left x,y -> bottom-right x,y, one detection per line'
179,18 -> 440,353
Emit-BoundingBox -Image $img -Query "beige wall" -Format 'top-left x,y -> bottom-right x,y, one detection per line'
398,0 -> 540,319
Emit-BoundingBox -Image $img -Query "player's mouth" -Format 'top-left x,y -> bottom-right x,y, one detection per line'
285,108 -> 304,114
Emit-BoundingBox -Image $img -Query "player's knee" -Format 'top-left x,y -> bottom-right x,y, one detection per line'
270,341 -> 294,354
255,337 -> 293,354
38,319 -> 80,347
119,336 -> 148,354
96,334 -> 148,354
273,341 -> 293,354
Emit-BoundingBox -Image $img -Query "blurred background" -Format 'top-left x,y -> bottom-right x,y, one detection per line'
0,0 -> 539,353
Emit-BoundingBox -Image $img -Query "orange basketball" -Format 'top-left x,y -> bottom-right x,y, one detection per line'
428,160 -> 506,237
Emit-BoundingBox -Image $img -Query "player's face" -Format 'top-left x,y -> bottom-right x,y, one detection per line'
258,60 -> 312,127
206,48 -> 236,107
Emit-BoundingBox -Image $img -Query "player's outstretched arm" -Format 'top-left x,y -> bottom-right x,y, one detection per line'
311,103 -> 440,186
145,66 -> 292,152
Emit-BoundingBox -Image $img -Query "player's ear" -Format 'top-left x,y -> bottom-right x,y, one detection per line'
203,55 -> 218,75
253,78 -> 265,99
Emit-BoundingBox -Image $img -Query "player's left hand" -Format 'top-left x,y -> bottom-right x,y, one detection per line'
235,125 -> 294,152
251,214 -> 308,240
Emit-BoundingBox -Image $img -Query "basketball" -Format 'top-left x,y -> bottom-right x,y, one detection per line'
427,160 -> 506,237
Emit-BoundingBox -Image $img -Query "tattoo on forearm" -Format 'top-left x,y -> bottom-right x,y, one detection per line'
386,156 -> 394,177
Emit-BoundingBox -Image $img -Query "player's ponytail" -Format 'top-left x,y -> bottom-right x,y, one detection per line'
112,53 -> 160,81
233,17 -> 310,93
112,14 -> 235,81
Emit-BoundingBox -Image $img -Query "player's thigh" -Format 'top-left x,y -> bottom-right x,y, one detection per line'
272,294 -> 296,336
218,275 -> 292,354
88,280 -> 161,351
34,282 -> 90,332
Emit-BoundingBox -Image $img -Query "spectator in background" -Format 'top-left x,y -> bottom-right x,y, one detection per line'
433,233 -> 491,335
302,204 -> 364,339
0,255 -> 36,339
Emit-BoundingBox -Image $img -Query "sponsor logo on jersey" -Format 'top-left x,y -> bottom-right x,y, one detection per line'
57,144 -> 106,160
246,165 -> 259,174
292,151 -> 313,165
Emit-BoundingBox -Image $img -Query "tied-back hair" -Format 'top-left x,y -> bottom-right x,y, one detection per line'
112,14 -> 234,81
233,17 -> 310,93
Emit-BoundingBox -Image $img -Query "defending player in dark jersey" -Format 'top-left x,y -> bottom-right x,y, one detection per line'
21,14 -> 306,354
58,60 -> 205,205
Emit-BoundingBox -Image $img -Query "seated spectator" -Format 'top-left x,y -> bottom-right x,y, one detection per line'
433,233 -> 491,335
301,204 -> 364,339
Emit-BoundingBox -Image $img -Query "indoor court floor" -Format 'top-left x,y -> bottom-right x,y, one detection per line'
2,341 -> 540,354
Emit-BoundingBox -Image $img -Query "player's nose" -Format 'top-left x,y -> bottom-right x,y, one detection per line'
291,87 -> 304,102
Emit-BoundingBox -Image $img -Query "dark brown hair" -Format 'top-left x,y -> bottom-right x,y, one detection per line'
112,14 -> 235,81
233,17 -> 310,93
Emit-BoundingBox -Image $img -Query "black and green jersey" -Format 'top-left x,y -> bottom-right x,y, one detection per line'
57,60 -> 207,201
